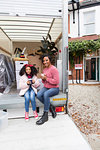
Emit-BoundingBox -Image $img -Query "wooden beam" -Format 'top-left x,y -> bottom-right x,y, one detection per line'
55,32 -> 62,44
0,46 -> 12,56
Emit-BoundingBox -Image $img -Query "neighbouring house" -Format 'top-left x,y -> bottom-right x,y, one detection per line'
57,0 -> 100,84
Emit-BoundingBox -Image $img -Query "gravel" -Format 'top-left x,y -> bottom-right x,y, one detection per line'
68,84 -> 100,150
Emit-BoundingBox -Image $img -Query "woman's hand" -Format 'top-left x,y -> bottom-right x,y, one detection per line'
40,74 -> 47,80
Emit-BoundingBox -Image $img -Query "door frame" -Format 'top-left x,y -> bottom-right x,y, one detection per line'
84,56 -> 100,82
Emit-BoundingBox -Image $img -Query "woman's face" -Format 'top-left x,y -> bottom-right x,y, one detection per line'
43,56 -> 51,68
25,67 -> 31,74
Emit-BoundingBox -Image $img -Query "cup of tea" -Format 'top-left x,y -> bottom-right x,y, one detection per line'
41,74 -> 44,77
28,78 -> 32,84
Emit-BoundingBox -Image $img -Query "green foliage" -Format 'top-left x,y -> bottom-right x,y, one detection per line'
36,34 -> 58,64
69,39 -> 100,68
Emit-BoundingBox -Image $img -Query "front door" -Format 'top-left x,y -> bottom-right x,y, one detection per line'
85,58 -> 96,81
91,58 -> 96,80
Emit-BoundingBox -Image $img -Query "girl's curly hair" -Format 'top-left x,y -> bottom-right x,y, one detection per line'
19,65 -> 38,77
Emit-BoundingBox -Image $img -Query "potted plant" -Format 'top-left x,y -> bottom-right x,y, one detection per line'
35,34 -> 58,65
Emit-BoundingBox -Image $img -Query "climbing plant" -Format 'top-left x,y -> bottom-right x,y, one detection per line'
69,39 -> 100,68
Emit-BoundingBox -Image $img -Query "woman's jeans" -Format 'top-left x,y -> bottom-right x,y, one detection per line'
24,87 -> 36,112
37,87 -> 59,112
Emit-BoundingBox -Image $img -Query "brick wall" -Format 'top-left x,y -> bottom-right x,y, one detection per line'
69,55 -> 83,81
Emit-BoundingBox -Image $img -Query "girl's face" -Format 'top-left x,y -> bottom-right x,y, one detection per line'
25,67 -> 31,74
43,56 -> 51,68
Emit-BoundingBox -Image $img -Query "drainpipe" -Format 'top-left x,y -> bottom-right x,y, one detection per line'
77,2 -> 80,37
79,55 -> 80,83
78,1 -> 81,83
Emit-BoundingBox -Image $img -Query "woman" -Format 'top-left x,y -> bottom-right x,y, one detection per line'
36,54 -> 59,125
19,64 -> 40,121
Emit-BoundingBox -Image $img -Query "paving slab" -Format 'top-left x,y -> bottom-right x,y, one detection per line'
0,114 -> 92,150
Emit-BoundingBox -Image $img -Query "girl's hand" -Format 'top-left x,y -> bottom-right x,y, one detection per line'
27,80 -> 31,85
32,79 -> 35,84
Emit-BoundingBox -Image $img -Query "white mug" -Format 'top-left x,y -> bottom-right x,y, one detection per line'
41,74 -> 44,77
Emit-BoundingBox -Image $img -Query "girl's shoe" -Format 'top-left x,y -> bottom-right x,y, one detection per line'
25,112 -> 29,121
33,111 -> 38,119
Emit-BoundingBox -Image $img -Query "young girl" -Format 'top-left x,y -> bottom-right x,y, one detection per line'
19,64 -> 40,121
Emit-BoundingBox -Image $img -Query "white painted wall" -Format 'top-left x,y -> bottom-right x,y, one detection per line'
71,5 -> 100,37
95,6 -> 100,35
69,10 -> 78,38
69,5 -> 100,38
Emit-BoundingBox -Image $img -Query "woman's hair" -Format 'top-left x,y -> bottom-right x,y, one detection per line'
41,54 -> 52,63
19,65 -> 38,76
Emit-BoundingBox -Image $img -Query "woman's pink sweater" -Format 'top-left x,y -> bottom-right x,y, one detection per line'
42,65 -> 59,88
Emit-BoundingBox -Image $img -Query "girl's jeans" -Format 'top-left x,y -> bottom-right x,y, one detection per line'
37,87 -> 59,112
24,87 -> 36,112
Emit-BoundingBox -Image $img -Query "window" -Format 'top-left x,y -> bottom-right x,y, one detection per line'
83,11 -> 95,35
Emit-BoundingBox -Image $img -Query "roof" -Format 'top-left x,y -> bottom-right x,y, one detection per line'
80,0 -> 100,6
68,34 -> 100,42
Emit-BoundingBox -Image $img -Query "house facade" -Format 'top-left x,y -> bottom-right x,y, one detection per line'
58,0 -> 100,84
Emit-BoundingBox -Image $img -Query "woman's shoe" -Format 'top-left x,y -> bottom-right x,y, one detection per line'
33,111 -> 38,119
36,112 -> 48,125
25,112 -> 29,121
50,104 -> 57,118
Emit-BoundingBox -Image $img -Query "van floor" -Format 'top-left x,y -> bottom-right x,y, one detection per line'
0,114 -> 92,150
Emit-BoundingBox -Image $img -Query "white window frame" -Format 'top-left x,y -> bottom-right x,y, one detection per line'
83,10 -> 95,35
